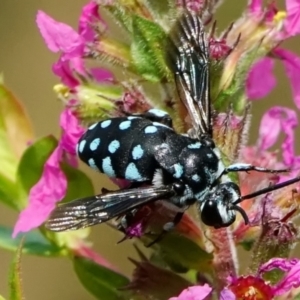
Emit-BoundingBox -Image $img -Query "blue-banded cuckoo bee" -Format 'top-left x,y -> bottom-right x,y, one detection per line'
46,12 -> 300,236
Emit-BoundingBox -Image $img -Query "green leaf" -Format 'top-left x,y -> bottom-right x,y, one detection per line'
60,163 -> 94,203
0,81 -> 34,159
9,239 -> 24,300
0,295 -> 6,300
0,81 -> 34,183
128,258 -> 191,300
0,225 -> 63,256
0,81 -> 34,209
0,172 -> 21,210
73,256 -> 130,300
143,0 -> 174,28
75,83 -> 124,124
131,15 -> 168,82
17,135 -> 58,194
156,233 -> 213,273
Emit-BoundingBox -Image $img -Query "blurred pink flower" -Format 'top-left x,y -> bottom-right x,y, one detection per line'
248,0 -> 262,15
170,257 -> 300,299
246,57 -> 276,99
285,0 -> 300,36
258,106 -> 299,167
79,1 -> 106,42
169,284 -> 212,300
37,3 -> 113,88
13,109 -> 84,237
36,10 -> 84,61
274,48 -> 300,109
258,258 -> 300,296
246,0 -> 300,107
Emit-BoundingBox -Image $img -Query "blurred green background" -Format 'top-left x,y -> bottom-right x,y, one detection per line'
0,0 -> 298,299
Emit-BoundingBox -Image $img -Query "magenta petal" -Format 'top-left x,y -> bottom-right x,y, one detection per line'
246,58 -> 276,99
70,56 -> 86,76
280,111 -> 298,166
59,108 -> 85,167
60,108 -> 85,155
258,258 -> 300,274
264,258 -> 300,296
13,147 -> 67,237
52,59 -> 80,88
74,243 -> 121,274
248,0 -> 263,15
53,56 -> 87,87
258,106 -> 298,166
220,288 -> 236,300
36,10 -> 84,58
274,48 -> 300,109
79,1 -> 105,42
258,108 -> 282,150
90,68 -> 114,82
284,0 -> 300,36
169,284 -> 212,300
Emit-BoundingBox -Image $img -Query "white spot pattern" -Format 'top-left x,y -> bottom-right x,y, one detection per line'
192,174 -> 201,182
132,145 -> 144,160
188,142 -> 201,149
153,122 -> 170,129
78,140 -> 87,153
88,123 -> 98,130
127,116 -> 140,120
101,120 -> 112,128
88,158 -> 99,171
119,120 -> 131,130
125,162 -> 143,180
148,108 -> 168,117
144,126 -> 157,134
90,138 -> 101,151
173,163 -> 184,178
102,157 -> 116,177
108,140 -> 120,154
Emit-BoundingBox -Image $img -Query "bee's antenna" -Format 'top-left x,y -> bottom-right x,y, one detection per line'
233,175 -> 300,205
232,205 -> 249,225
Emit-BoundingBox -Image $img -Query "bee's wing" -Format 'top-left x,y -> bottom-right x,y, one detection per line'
166,12 -> 212,137
46,185 -> 175,232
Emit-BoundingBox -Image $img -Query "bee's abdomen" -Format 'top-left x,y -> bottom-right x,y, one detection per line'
76,116 -> 173,181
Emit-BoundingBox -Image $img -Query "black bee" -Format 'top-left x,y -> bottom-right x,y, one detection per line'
46,12 -> 297,235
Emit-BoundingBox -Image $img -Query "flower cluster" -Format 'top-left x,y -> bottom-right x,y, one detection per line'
0,0 -> 299,299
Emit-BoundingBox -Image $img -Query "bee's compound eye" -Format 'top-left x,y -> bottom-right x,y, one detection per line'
173,182 -> 185,195
200,200 -> 236,228
201,200 -> 223,227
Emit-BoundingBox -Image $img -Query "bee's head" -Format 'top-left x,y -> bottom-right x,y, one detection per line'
199,182 -> 248,228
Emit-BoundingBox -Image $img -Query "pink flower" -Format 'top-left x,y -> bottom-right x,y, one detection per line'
257,106 -> 300,171
248,0 -> 262,15
37,3 -> 112,89
52,58 -> 81,88
246,57 -> 276,99
258,258 -> 300,296
78,1 -> 106,42
13,109 -> 84,237
246,0 -> 300,107
274,48 -> 300,109
36,10 -> 84,60
169,284 -> 212,300
171,258 -> 300,299
74,242 -> 121,274
169,284 -> 236,300
285,0 -> 300,36
36,10 -> 85,86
